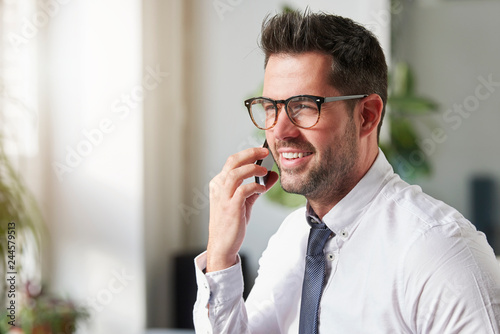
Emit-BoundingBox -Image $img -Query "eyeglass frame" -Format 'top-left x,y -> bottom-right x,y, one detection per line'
244,94 -> 368,130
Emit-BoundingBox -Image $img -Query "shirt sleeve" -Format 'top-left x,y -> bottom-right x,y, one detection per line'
404,221 -> 500,334
193,251 -> 250,334
192,208 -> 307,334
192,239 -> 297,333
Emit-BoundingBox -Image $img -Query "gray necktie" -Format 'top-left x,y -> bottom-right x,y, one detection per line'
299,220 -> 334,334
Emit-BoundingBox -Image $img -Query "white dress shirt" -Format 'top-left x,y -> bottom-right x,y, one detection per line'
193,150 -> 500,333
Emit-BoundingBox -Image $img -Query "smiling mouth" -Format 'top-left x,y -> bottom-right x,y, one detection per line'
281,152 -> 313,160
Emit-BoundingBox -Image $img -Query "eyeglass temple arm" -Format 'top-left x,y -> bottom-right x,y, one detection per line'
324,94 -> 368,103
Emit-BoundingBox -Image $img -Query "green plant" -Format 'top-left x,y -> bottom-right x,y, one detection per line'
380,62 -> 439,181
0,283 -> 89,334
0,135 -> 44,294
0,15 -> 87,334
384,0 -> 440,181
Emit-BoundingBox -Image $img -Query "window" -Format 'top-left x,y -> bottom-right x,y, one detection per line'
0,0 -> 38,158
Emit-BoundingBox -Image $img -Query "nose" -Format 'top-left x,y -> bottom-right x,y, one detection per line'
271,104 -> 301,140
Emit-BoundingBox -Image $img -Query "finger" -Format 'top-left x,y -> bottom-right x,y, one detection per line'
245,192 -> 262,209
232,181 -> 267,203
226,163 -> 269,196
222,147 -> 270,174
210,164 -> 268,200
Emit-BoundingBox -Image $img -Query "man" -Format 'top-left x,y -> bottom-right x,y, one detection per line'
193,10 -> 500,333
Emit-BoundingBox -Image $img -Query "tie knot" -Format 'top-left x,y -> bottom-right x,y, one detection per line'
306,223 -> 333,256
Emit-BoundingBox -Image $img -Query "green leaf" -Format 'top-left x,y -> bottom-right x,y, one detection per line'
391,62 -> 415,96
390,118 -> 419,149
388,95 -> 439,115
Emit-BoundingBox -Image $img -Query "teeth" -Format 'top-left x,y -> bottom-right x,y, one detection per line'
282,152 -> 311,159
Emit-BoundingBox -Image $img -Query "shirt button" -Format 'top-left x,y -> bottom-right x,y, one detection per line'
340,229 -> 348,238
327,253 -> 335,261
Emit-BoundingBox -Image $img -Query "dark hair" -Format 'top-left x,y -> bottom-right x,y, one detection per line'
259,10 -> 388,138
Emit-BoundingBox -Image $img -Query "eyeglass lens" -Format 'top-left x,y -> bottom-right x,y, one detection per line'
250,96 -> 319,129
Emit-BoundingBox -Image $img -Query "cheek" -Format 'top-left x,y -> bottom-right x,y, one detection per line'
309,124 -> 350,156
308,128 -> 336,149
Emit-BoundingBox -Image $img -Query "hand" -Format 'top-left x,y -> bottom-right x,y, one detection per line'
206,147 -> 279,272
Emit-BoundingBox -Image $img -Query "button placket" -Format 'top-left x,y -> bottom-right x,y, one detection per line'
324,238 -> 337,264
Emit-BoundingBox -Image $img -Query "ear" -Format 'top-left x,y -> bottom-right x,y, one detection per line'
358,94 -> 383,139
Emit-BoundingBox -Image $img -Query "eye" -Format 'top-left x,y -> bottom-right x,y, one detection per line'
288,98 -> 318,116
292,103 -> 314,111
262,102 -> 275,113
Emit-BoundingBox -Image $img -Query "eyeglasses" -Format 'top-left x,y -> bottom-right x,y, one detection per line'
244,94 -> 368,130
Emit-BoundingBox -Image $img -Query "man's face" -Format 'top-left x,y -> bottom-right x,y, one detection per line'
264,52 -> 360,202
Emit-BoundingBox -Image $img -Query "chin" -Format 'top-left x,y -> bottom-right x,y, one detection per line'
279,173 -> 308,195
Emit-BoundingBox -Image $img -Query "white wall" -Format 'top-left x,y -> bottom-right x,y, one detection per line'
398,1 -> 500,250
183,0 -> 391,287
41,1 -> 145,333
142,0 -> 187,328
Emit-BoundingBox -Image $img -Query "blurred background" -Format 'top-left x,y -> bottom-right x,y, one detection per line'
0,0 -> 499,333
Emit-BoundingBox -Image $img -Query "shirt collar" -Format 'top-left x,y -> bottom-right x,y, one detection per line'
306,148 -> 394,235
306,205 -> 322,226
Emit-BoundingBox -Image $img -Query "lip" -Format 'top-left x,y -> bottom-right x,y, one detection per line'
278,149 -> 314,169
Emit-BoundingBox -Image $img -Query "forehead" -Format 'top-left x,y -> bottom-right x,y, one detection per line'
263,52 -> 337,98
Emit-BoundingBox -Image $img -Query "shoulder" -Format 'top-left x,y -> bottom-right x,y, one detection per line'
377,178 -> 500,330
374,174 -> 498,279
382,178 -> 500,287
375,174 -> 478,243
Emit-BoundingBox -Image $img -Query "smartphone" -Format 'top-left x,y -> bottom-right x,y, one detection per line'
255,140 -> 275,186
